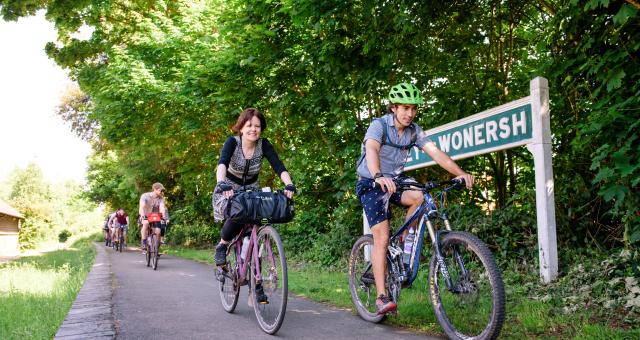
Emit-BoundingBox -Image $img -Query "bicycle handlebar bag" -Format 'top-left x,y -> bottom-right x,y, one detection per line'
224,191 -> 294,224
146,212 -> 163,223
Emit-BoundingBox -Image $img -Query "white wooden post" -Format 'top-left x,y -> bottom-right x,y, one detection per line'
526,76 -> 558,283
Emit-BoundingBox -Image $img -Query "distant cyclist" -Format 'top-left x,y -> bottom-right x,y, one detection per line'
103,214 -> 113,246
356,82 -> 474,315
112,208 -> 129,248
139,183 -> 169,254
106,211 -> 118,245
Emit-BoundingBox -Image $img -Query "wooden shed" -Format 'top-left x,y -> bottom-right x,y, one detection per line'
0,198 -> 23,255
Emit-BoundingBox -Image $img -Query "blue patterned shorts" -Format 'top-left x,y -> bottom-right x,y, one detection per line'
356,178 -> 404,227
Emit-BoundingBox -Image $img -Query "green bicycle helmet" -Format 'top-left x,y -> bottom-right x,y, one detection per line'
388,82 -> 424,105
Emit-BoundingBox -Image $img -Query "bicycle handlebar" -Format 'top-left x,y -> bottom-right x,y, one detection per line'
371,177 -> 466,192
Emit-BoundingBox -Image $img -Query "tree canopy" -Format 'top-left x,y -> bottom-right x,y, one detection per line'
1,0 -> 638,263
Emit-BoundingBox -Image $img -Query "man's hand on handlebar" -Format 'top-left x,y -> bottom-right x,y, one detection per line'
375,176 -> 396,194
454,173 -> 474,189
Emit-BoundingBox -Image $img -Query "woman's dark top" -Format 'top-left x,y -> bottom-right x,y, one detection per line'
217,136 -> 287,186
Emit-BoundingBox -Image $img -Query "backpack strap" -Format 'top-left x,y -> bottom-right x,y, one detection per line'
378,117 -> 416,150
356,116 -> 417,170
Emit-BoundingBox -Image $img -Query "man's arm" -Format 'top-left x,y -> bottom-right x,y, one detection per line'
422,142 -> 474,188
160,200 -> 168,220
139,195 -> 146,217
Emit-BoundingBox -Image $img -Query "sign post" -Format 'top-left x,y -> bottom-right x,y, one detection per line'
526,77 -> 557,283
363,77 -> 558,283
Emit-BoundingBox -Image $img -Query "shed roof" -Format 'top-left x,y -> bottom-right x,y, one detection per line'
0,198 -> 23,219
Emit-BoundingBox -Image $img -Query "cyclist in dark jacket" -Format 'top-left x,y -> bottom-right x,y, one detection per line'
212,108 -> 296,304
356,83 -> 474,315
212,108 -> 296,261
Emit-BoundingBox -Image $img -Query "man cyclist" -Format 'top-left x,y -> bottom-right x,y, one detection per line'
103,214 -> 113,246
139,183 -> 169,254
106,211 -> 118,246
356,82 -> 474,315
111,208 -> 129,249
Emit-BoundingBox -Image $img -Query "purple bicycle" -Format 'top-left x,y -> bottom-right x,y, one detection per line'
217,222 -> 288,334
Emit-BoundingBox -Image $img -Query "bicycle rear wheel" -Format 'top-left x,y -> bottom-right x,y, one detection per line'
428,231 -> 505,340
218,243 -> 240,313
348,235 -> 386,323
251,226 -> 287,335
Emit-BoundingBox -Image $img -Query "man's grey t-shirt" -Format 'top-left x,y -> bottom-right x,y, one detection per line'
356,114 -> 432,179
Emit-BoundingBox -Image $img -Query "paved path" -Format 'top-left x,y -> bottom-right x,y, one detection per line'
58,243 -> 441,339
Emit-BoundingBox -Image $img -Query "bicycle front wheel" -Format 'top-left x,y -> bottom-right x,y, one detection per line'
218,242 -> 240,313
428,231 -> 505,340
152,236 -> 159,270
251,225 -> 287,335
348,235 -> 387,323
149,235 -> 158,270
145,239 -> 151,267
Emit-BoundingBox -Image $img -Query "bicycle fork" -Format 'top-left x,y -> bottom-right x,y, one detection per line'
427,214 -> 469,293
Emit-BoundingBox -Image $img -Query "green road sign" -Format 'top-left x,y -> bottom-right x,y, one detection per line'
405,103 -> 532,170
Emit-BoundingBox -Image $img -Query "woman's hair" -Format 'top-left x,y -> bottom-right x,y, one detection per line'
232,108 -> 267,135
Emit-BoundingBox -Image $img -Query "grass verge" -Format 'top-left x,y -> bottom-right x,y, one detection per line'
0,236 -> 97,340
164,245 -> 640,339
163,245 -> 214,264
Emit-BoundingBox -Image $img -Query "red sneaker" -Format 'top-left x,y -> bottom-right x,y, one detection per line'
376,294 -> 397,315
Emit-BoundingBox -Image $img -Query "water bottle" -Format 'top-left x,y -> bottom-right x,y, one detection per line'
240,236 -> 250,261
402,227 -> 415,267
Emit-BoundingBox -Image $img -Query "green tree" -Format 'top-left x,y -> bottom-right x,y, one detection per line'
2,0 -> 637,261
7,163 -> 53,249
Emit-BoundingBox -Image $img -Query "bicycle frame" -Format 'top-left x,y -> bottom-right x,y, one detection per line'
387,184 -> 460,289
231,224 -> 273,284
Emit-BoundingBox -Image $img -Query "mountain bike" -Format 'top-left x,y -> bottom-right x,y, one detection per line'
144,213 -> 164,270
348,178 -> 505,340
113,224 -> 126,252
216,221 -> 288,334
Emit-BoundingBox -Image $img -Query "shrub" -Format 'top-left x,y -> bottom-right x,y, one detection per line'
58,229 -> 72,243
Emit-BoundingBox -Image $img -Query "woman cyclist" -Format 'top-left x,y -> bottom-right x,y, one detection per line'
212,108 -> 296,302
